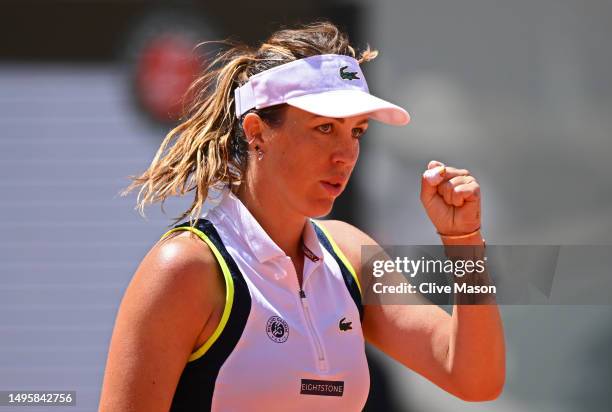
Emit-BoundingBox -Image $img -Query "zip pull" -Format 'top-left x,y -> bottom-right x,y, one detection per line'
299,288 -> 306,299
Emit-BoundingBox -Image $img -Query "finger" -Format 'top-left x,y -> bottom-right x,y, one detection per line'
423,159 -> 447,186
437,179 -> 453,205
437,176 -> 475,205
421,160 -> 447,205
449,175 -> 476,186
454,181 -> 481,203
423,165 -> 446,186
424,165 -> 471,188
447,181 -> 480,207
452,185 -> 468,207
439,167 -> 471,183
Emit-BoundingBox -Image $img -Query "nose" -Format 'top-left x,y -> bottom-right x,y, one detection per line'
330,132 -> 360,166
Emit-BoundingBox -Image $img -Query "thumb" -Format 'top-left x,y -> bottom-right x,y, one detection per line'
427,160 -> 444,170
420,160 -> 446,206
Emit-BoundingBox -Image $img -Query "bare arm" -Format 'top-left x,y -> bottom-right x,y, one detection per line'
318,220 -> 505,402
98,232 -> 224,412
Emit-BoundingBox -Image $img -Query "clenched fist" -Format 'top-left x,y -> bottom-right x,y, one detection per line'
420,160 -> 481,237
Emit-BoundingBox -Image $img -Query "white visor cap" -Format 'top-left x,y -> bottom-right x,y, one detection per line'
234,54 -> 410,126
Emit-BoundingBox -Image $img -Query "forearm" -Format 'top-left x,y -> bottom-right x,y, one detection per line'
447,301 -> 505,400
443,231 -> 506,401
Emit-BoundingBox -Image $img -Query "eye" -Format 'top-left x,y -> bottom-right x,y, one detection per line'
317,123 -> 333,133
352,127 -> 367,139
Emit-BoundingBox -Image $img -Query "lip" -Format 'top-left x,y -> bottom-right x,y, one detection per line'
320,180 -> 344,196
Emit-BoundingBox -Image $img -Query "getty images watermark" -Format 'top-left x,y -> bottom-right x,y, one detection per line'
371,254 -> 492,294
360,245 -> 612,305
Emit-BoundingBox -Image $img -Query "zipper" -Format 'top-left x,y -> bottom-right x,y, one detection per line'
298,287 -> 328,371
285,254 -> 328,372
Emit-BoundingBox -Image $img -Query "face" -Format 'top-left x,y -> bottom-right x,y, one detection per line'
244,105 -> 369,218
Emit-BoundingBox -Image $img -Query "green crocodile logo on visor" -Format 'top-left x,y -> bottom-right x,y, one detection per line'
339,66 -> 359,80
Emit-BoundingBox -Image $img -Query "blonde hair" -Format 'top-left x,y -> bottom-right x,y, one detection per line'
120,21 -> 378,226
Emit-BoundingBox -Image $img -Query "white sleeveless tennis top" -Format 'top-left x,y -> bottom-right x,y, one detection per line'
162,189 -> 370,411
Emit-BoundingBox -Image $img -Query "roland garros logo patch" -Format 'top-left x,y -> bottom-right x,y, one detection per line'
266,316 -> 289,343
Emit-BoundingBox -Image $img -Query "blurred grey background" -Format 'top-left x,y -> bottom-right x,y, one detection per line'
1,0 -> 611,411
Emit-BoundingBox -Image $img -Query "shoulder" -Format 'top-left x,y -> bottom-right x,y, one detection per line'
133,230 -> 224,306
150,229 -> 219,274
119,229 -> 225,337
312,219 -> 379,283
312,219 -> 378,249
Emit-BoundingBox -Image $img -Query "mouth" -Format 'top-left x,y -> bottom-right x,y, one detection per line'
320,180 -> 344,196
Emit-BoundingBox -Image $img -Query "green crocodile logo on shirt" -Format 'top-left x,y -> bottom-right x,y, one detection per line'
339,317 -> 353,331
339,66 -> 359,80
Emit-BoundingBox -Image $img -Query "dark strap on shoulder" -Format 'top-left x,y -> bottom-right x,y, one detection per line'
311,221 -> 364,323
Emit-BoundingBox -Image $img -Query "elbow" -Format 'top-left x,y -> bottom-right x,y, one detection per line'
450,345 -> 506,402
457,383 -> 504,402
454,373 -> 505,402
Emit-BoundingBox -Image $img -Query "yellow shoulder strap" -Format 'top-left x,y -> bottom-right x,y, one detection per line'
160,226 -> 235,362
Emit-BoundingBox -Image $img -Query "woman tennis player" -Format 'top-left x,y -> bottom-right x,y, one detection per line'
99,21 -> 505,411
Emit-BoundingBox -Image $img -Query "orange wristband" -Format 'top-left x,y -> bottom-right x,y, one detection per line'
437,227 -> 481,239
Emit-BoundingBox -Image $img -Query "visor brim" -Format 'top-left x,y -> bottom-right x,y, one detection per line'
285,89 -> 410,126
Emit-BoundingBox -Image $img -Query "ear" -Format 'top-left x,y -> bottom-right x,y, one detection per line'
242,113 -> 266,148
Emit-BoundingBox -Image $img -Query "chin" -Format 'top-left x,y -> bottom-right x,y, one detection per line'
306,197 -> 336,218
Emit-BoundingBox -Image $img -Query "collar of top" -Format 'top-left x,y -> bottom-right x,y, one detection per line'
208,188 -> 324,265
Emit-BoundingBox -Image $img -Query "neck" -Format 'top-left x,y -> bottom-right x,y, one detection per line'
236,183 -> 307,261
